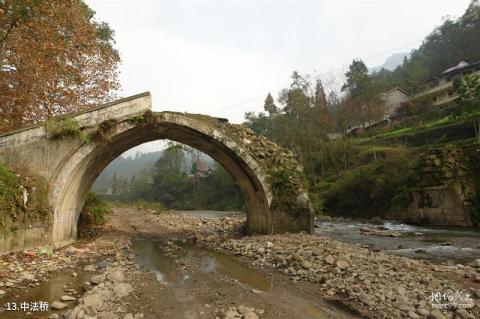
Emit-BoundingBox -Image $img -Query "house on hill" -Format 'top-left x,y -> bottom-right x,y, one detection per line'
346,87 -> 410,135
382,87 -> 410,119
411,60 -> 480,107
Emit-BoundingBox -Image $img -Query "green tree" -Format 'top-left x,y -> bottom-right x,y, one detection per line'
150,144 -> 190,208
264,93 -> 277,114
342,59 -> 386,129
457,74 -> 480,111
456,74 -> 480,142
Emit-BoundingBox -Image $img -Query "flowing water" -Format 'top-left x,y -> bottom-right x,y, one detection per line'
315,218 -> 480,264
174,210 -> 480,264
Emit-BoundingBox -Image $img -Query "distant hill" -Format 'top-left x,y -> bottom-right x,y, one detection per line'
370,0 -> 480,94
370,52 -> 409,72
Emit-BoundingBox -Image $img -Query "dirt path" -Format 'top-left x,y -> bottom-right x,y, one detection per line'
109,207 -> 362,319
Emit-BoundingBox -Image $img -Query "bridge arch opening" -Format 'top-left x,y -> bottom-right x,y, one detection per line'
51,119 -> 271,245
91,140 -> 245,215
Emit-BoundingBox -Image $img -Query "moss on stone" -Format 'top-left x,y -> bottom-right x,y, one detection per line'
0,164 -> 51,233
90,118 -> 118,144
46,116 -> 90,143
126,110 -> 154,126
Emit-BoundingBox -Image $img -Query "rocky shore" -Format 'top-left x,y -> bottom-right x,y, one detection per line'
146,212 -> 480,319
1,209 -> 479,319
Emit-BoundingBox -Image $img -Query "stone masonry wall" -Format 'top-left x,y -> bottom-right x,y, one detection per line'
388,145 -> 480,227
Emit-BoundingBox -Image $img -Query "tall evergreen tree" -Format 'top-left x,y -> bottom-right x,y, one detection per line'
264,93 -> 277,114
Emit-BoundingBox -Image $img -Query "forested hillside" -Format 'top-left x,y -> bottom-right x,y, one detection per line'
243,0 -> 480,221
371,0 -> 480,94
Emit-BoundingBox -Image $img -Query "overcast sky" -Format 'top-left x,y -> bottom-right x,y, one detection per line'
85,0 -> 471,155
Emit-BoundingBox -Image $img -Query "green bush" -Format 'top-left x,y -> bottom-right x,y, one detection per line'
466,200 -> 480,226
133,200 -> 166,214
323,156 -> 414,218
0,164 -> 50,230
90,119 -> 118,143
46,117 -> 90,143
309,193 -> 325,216
79,192 -> 111,226
126,110 -> 154,126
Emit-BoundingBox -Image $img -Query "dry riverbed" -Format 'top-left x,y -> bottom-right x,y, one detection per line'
0,207 -> 479,319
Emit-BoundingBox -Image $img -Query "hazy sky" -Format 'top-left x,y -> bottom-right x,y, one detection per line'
85,0 -> 471,155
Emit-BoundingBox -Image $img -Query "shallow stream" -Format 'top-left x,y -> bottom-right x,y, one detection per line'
315,219 -> 480,264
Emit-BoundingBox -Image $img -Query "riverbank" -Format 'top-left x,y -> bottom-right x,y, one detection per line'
0,208 -> 479,319
109,208 -> 480,318
0,208 -> 359,319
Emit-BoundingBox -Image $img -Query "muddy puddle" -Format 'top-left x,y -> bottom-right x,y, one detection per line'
132,238 -> 271,291
1,236 -> 358,319
132,237 -> 360,318
0,270 -> 88,318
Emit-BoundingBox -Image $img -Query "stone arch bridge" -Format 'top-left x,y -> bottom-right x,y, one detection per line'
0,92 -> 313,250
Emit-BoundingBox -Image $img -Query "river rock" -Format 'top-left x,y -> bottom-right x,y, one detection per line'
429,310 -> 447,319
107,270 -> 125,282
416,308 -> 430,316
408,311 -> 420,319
83,293 -> 104,310
244,311 -> 258,319
84,305 -> 97,316
292,253 -> 303,263
84,265 -> 96,272
359,293 -> 374,306
474,289 -> 480,298
66,305 -> 83,319
98,312 -> 119,319
336,259 -> 350,270
113,283 -> 133,298
472,259 -> 480,268
224,310 -> 238,319
90,274 -> 105,285
51,301 -> 68,310
455,308 -> 470,319
61,295 -> 76,301
324,255 -> 336,265
430,279 -> 441,289
397,303 -> 414,312
20,272 -> 35,281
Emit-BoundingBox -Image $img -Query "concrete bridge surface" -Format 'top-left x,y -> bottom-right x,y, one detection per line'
0,92 -> 313,253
